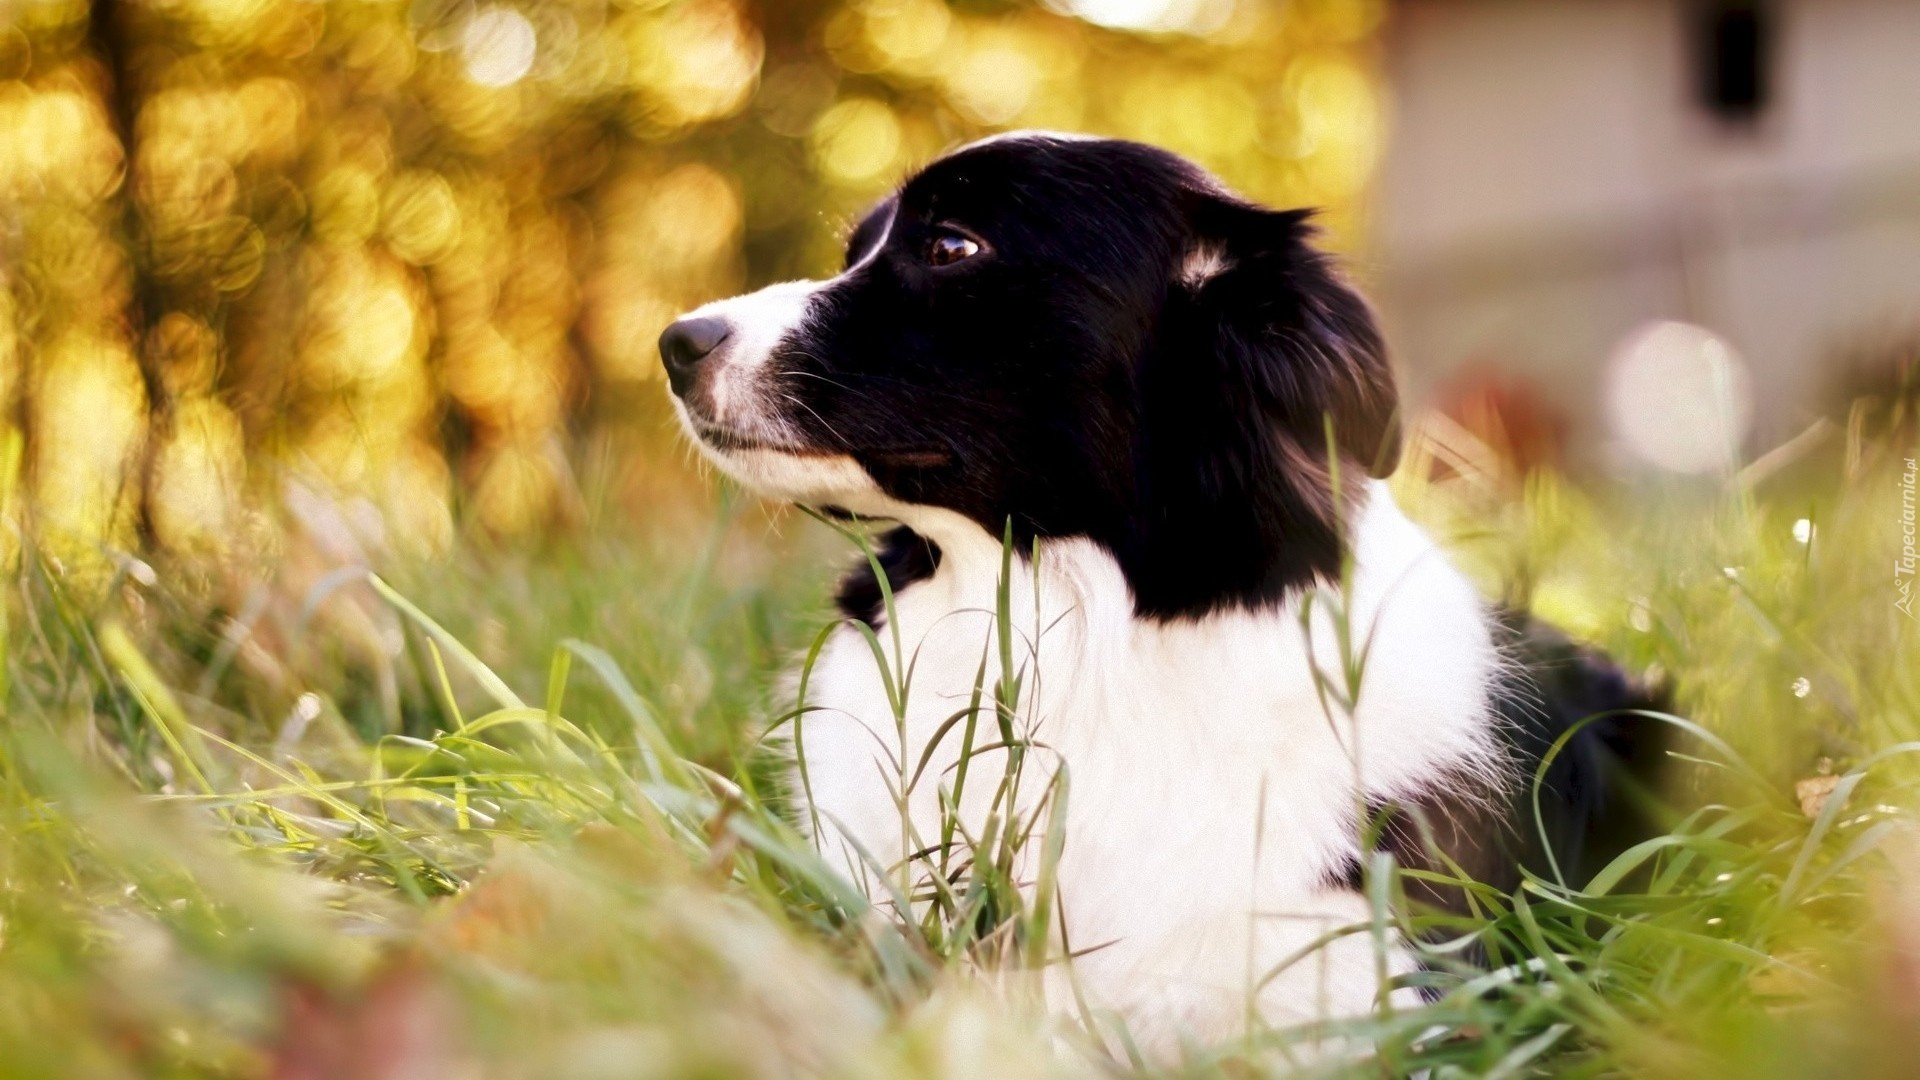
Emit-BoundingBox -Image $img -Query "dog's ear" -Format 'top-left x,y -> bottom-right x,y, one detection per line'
1119,191 -> 1401,617
1176,193 -> 1401,478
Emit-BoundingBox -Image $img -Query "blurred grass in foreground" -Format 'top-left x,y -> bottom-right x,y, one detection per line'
0,415 -> 1915,1079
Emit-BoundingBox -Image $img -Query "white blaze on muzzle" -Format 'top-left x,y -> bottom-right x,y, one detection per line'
671,279 -> 821,434
664,278 -> 891,506
664,202 -> 903,508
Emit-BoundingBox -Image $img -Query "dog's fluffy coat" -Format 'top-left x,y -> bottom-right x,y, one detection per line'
658,133 -> 1655,1052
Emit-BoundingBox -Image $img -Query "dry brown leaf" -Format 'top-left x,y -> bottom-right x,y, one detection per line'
1795,774 -> 1842,819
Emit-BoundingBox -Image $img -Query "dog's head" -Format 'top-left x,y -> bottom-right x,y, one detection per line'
660,133 -> 1399,619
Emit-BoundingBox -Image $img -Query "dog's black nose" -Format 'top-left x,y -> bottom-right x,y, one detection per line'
658,316 -> 731,396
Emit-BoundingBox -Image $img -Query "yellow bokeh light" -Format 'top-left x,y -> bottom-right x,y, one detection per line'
622,0 -> 763,131
298,248 -> 426,386
151,313 -> 221,397
138,142 -> 240,237
1052,0 -> 1237,36
149,396 -> 247,557
180,0 -> 275,47
444,323 -> 566,436
635,163 -> 743,271
1284,51 -> 1378,198
236,78 -> 307,165
462,7 -> 539,88
467,437 -> 571,536
943,29 -> 1044,126
863,0 -> 951,72
1114,70 -> 1259,165
810,97 -> 903,186
309,165 -> 385,246
30,330 -> 148,567
1293,0 -> 1386,44
138,86 -> 249,166
0,288 -> 16,408
583,278 -> 681,383
382,169 -> 464,265
342,19 -> 420,95
754,62 -> 839,138
0,82 -> 123,205
380,438 -> 455,556
0,0 -> 1388,550
31,206 -> 133,313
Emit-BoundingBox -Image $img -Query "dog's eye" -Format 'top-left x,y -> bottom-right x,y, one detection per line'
926,230 -> 980,268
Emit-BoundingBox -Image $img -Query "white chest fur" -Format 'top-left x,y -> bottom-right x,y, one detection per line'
789,482 -> 1503,1052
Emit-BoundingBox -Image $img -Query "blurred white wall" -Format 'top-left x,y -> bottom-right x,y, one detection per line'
1374,0 -> 1920,460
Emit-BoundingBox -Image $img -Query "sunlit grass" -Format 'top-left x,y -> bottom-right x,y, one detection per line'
0,426 -> 1915,1078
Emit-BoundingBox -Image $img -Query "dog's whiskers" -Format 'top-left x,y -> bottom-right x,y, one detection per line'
781,391 -> 853,448
778,368 -> 855,394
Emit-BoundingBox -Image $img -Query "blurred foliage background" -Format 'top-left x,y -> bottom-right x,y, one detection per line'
0,0 -> 1385,579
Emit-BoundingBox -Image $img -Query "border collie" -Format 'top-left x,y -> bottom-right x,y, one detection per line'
658,133 -> 1661,1053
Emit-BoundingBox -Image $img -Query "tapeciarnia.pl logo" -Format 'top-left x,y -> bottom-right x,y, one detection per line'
1899,457 -> 1917,619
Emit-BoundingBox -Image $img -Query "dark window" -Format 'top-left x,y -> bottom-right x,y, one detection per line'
1694,0 -> 1772,122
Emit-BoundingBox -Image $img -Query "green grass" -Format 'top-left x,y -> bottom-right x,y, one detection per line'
0,424 -> 1915,1079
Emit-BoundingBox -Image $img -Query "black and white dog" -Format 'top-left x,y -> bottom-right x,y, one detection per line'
659,133 -> 1660,1051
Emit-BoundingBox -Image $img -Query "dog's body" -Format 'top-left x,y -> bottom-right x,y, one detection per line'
658,133 -> 1658,1052
800,490 -> 1500,1046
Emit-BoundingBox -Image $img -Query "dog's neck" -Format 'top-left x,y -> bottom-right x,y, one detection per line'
856,481 -> 1506,803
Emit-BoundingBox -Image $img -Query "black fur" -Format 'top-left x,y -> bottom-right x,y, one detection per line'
833,525 -> 941,625
759,136 -> 1397,620
1339,612 -> 1672,912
